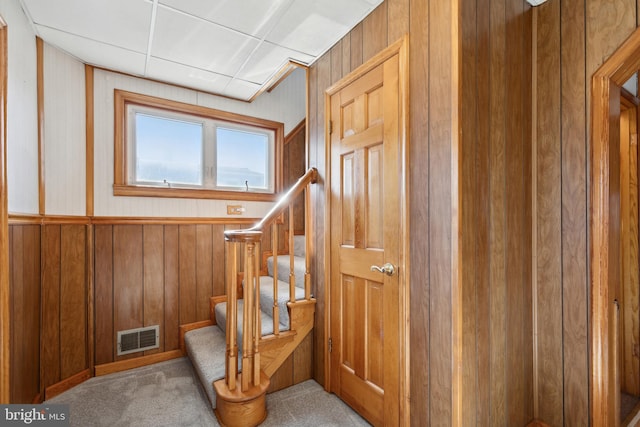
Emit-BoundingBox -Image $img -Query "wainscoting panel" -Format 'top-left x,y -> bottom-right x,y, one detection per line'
40,224 -> 88,394
94,223 -> 237,365
9,224 -> 40,403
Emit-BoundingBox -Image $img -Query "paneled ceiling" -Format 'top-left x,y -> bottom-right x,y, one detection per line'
19,0 -> 382,101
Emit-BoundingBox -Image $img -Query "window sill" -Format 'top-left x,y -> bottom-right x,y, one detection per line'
113,184 -> 277,202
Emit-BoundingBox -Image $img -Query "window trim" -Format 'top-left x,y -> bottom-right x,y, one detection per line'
114,89 -> 284,202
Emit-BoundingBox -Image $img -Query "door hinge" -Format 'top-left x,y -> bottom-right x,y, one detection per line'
328,338 -> 332,353
328,121 -> 333,134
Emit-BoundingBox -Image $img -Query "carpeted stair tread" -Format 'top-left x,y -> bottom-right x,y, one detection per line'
267,255 -> 306,289
183,325 -> 227,408
215,299 -> 286,344
259,276 -> 306,329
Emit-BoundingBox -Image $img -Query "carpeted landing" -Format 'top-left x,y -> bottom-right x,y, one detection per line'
46,357 -> 370,427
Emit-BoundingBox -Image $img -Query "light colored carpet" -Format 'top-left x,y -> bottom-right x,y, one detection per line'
46,357 -> 370,427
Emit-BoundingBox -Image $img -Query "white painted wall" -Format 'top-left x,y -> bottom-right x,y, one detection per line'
43,42 -> 85,216
93,67 -> 306,218
2,0 -> 39,214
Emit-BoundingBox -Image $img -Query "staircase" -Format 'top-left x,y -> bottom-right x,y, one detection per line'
182,168 -> 317,426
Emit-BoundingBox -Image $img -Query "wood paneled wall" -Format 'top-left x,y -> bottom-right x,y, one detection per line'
9,225 -> 40,403
533,0 -> 640,425
460,0 -> 533,425
41,224 -> 89,393
308,0 -> 534,425
94,224 -> 227,364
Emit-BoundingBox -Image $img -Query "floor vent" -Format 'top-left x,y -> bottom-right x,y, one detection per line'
117,325 -> 159,356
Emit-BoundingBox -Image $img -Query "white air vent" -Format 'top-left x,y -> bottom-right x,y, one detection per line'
117,325 -> 159,356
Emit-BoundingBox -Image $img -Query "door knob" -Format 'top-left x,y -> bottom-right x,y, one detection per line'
370,262 -> 395,276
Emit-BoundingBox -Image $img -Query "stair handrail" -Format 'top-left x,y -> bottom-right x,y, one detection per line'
222,167 -> 317,394
225,167 -> 318,238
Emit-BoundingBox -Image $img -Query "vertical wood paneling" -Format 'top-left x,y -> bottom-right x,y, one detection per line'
59,225 -> 86,377
113,225 -> 143,360
350,23 -> 364,71
460,0 -> 478,423
362,3 -> 388,62
179,225 -> 197,324
535,1 -> 563,425
428,0 -> 453,422
475,0 -> 491,423
41,225 -> 60,389
196,224 -> 213,321
313,53 -> 331,388
408,0 -> 429,424
559,0 -> 589,422
143,225 -> 164,354
164,225 -> 180,351
488,0 -> 508,422
212,224 -> 225,297
94,225 -> 113,365
505,0 -> 533,424
387,0 -> 409,43
9,225 -> 40,403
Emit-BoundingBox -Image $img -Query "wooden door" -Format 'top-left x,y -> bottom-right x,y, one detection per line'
328,42 -> 406,427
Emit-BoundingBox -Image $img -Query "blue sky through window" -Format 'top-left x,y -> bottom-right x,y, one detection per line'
216,127 -> 268,189
135,113 -> 203,185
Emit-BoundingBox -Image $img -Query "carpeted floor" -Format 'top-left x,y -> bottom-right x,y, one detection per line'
46,357 -> 370,427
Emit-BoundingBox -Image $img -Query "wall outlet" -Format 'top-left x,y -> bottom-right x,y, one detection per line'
227,205 -> 245,215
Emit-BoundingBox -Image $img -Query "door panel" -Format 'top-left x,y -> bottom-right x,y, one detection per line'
329,52 -> 402,427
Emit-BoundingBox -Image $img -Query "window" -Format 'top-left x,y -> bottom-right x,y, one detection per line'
114,90 -> 283,201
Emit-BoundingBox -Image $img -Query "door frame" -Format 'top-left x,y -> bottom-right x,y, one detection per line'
323,35 -> 410,424
0,19 -> 8,404
591,27 -> 640,426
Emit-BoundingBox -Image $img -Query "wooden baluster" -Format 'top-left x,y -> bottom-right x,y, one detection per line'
253,242 -> 261,386
304,185 -> 311,300
242,242 -> 255,391
289,204 -> 295,303
225,241 -> 238,391
271,224 -> 279,335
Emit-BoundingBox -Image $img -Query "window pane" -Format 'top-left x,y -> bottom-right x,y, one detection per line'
216,127 -> 269,189
135,113 -> 203,185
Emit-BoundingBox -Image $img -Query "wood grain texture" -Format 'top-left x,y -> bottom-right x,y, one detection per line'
362,3 -> 388,63
9,225 -> 40,403
164,225 -> 180,351
59,225 -> 87,378
428,0 -> 453,422
143,225 -> 164,354
488,0 -> 508,423
313,53 -> 331,388
475,0 -> 491,423
196,224 -> 213,321
41,225 -> 61,389
561,0 -> 598,424
113,225 -> 143,360
408,0 -> 429,425
460,0 -> 478,423
535,1 -> 563,425
94,225 -> 114,365
179,225 -> 197,325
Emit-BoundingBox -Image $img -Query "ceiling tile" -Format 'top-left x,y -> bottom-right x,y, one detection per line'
223,79 -> 262,101
236,42 -> 312,84
159,0 -> 292,39
266,0 -> 378,56
23,0 -> 152,53
36,26 -> 147,76
152,6 -> 260,76
146,57 -> 231,94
